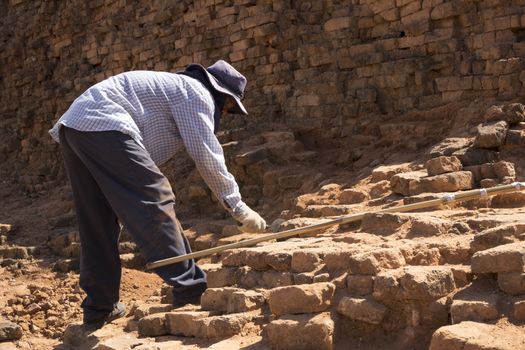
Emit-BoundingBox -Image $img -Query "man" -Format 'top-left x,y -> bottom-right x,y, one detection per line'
49,60 -> 267,328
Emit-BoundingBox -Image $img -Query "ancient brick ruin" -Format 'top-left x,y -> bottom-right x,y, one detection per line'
2,1 -> 525,350
2,0 -> 525,192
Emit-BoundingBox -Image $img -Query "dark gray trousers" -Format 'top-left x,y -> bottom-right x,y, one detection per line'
59,127 -> 206,318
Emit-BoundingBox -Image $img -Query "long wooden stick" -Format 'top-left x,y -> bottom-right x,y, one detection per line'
146,182 -> 525,270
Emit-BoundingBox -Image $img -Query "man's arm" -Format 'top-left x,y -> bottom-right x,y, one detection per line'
171,96 -> 266,232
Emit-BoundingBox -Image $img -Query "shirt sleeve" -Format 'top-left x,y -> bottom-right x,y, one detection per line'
170,95 -> 242,212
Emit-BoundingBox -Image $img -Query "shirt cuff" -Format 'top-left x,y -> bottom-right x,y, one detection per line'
222,193 -> 242,213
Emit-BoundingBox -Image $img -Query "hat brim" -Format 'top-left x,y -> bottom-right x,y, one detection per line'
185,64 -> 248,115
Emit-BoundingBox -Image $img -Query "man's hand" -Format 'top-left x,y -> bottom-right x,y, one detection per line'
232,202 -> 267,233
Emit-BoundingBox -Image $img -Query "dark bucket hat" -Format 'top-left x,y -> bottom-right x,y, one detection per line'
185,60 -> 248,115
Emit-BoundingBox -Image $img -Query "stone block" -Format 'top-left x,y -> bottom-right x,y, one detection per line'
206,267 -> 236,288
193,313 -> 253,338
221,250 -> 246,267
390,170 -> 427,196
137,313 -> 167,337
134,304 -> 173,320
419,297 -> 450,327
348,248 -> 406,275
267,283 -> 335,316
262,270 -> 294,288
513,300 -> 525,321
431,2 -> 457,20
93,335 -> 145,350
400,1 -> 421,17
291,251 -> 321,273
450,299 -> 498,323
473,121 -> 508,149
430,321 -> 525,350
0,246 -> 29,259
498,272 -> 525,295
485,103 -> 525,124
450,265 -> 474,288
165,311 -> 209,337
401,8 -> 430,36
405,247 -> 441,266
361,213 -> 410,235
266,313 -> 334,350
0,321 -> 22,341
264,252 -> 292,271
435,76 -> 473,91
338,189 -> 369,204
374,266 -> 456,302
493,161 -> 516,179
409,217 -> 452,237
471,224 -> 525,252
324,17 -> 352,32
471,242 -> 525,273
347,274 -> 375,295
245,250 -> 269,270
337,296 -> 386,324
452,147 -> 499,167
418,171 -> 473,194
425,156 -> 462,176
201,287 -> 264,313
429,138 -> 472,158
491,192 -> 525,207
370,0 -> 395,14
479,178 -> 498,188
371,164 -> 411,182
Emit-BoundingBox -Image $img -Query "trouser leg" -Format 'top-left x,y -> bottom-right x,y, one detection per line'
60,127 -> 207,303
59,127 -> 122,318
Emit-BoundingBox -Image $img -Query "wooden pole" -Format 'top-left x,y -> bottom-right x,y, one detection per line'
146,182 -> 525,270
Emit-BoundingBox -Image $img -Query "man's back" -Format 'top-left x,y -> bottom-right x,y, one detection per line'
49,71 -> 216,165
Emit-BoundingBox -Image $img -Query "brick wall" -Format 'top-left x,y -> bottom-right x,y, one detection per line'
2,0 -> 525,191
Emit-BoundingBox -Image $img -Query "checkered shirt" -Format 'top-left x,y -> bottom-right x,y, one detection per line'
49,71 -> 242,211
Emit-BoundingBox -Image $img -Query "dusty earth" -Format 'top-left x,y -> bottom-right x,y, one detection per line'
1,101 -> 525,349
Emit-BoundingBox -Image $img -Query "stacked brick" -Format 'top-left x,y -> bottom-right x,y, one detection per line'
2,1 -> 525,195
387,103 -> 524,199
120,211 -> 525,349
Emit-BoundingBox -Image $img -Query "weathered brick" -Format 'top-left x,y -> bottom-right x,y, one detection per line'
324,17 -> 352,32
471,242 -> 525,273
137,313 -> 168,337
430,321 -> 525,349
471,224 -> 525,252
450,299 -> 499,323
266,313 -> 334,350
337,297 -> 386,324
425,156 -> 462,176
374,266 -> 456,302
193,313 -> 254,338
498,272 -> 525,295
348,248 -> 406,275
347,275 -> 375,295
201,287 -> 264,313
473,121 -> 508,149
165,311 -> 209,337
291,251 -> 321,273
267,283 -> 335,316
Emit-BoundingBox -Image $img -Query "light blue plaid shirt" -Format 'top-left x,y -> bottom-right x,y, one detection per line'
49,71 -> 242,212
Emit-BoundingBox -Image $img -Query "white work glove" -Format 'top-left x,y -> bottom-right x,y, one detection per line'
232,202 -> 267,233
